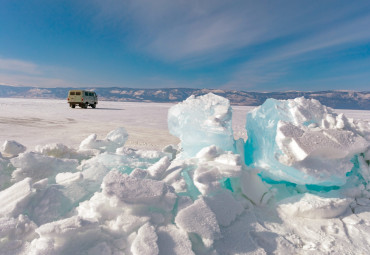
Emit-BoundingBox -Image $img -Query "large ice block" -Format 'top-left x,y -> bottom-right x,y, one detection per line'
168,93 -> 235,157
245,97 -> 370,186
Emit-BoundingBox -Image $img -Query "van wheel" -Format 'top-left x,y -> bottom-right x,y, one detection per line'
91,104 -> 96,109
84,103 -> 88,109
71,104 -> 75,108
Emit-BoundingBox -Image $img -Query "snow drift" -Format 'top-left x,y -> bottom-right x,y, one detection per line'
1,93 -> 370,254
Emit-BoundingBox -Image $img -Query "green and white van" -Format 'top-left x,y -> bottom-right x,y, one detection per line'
67,90 -> 98,108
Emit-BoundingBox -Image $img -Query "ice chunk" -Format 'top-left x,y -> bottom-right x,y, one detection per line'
0,178 -> 34,217
162,144 -> 178,160
0,215 -> 37,255
130,168 -> 148,179
239,170 -> 271,205
245,97 -> 370,186
32,178 -> 48,190
193,165 -> 229,195
106,127 -> 129,146
277,193 -> 353,219
365,148 -> 370,161
193,154 -> 242,195
1,140 -> 26,156
162,160 -> 189,193
157,225 -> 194,255
87,242 -> 112,255
0,157 -> 13,190
10,152 -> 78,183
28,216 -> 101,255
103,171 -> 166,204
175,197 -> 220,248
79,127 -> 128,153
147,156 -> 171,179
109,212 -> 150,234
69,150 -> 164,203
77,192 -> 150,234
168,93 -> 235,157
55,172 -> 83,185
213,211 -> 266,254
131,223 -> 158,255
214,152 -> 242,166
204,191 -> 244,227
358,155 -> 370,183
196,145 -> 222,162
0,177 -> 70,226
26,186 -> 73,225
102,171 -> 177,211
116,147 -> 166,160
35,143 -> 87,160
277,123 -> 367,161
77,192 -> 118,222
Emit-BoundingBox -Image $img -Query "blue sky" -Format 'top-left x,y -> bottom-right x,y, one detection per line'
0,0 -> 369,91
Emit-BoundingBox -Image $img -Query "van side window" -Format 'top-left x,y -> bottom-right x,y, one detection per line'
76,92 -> 81,95
85,92 -> 88,96
89,92 -> 93,96
70,92 -> 75,95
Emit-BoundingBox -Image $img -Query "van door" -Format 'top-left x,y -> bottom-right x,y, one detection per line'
69,91 -> 81,102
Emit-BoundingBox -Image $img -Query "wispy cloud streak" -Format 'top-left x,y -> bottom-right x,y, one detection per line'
0,57 -> 76,87
90,0 -> 370,64
0,57 -> 41,75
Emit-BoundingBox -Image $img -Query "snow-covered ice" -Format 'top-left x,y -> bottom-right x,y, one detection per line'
0,95 -> 370,254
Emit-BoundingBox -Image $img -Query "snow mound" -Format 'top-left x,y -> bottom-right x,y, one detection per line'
245,97 -> 370,186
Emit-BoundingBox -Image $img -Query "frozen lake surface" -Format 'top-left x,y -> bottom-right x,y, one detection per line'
1,98 -> 369,151
1,97 -> 370,255
0,98 -> 180,150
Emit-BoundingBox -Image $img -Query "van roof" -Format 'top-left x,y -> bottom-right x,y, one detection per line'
68,90 -> 96,93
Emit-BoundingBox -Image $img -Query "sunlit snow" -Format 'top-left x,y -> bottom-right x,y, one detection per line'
0,94 -> 370,254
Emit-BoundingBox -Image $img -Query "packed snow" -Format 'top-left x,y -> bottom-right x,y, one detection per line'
0,95 -> 370,254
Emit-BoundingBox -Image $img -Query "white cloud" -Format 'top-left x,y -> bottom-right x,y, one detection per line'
89,0 -> 370,65
0,57 -> 41,75
0,57 -> 76,87
0,73 -> 74,87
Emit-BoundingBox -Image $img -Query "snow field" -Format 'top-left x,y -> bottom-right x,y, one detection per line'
0,95 -> 370,254
0,98 -> 179,151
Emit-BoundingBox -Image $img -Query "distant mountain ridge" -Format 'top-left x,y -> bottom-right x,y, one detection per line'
0,85 -> 369,110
